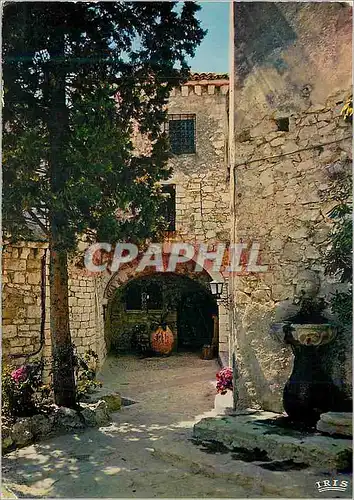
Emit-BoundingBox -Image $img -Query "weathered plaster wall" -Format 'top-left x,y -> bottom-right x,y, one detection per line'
230,1 -> 352,412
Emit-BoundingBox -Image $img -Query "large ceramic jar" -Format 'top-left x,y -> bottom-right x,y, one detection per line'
150,325 -> 174,355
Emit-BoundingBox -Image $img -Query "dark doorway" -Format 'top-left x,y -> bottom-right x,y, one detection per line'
177,281 -> 218,352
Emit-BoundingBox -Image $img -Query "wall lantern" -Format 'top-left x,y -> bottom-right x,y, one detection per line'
210,280 -> 224,299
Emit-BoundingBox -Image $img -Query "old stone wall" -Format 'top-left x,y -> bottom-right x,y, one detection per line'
2,243 -> 106,372
167,80 -> 230,243
165,80 -> 231,353
230,1 -> 352,412
2,77 -> 232,370
68,269 -> 106,364
2,243 -> 50,367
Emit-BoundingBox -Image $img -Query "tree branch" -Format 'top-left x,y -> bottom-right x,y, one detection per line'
26,210 -> 49,235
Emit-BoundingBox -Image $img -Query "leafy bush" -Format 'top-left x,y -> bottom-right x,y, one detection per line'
2,360 -> 51,420
73,348 -> 102,401
323,161 -> 352,328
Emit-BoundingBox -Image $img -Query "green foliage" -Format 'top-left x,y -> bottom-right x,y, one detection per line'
330,290 -> 352,326
73,348 -> 102,401
2,2 -> 205,406
341,96 -> 353,122
323,162 -> 352,328
2,2 -> 206,249
2,361 -> 51,420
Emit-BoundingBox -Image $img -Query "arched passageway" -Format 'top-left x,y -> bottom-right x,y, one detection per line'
105,272 -> 218,357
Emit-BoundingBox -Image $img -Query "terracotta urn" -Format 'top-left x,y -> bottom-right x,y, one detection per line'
150,325 -> 174,355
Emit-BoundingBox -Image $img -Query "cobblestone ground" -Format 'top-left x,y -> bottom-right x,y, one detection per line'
2,354 -> 351,498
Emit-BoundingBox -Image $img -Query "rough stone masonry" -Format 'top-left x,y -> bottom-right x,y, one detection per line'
2,74 -> 231,370
229,1 -> 352,412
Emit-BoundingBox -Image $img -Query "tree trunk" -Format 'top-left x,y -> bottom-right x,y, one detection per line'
49,245 -> 76,407
47,28 -> 76,407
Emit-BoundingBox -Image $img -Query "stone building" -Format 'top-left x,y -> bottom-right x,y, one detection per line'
2,1 -> 352,418
2,73 -> 231,370
228,1 -> 352,412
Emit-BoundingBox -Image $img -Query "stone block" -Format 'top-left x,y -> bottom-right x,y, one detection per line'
193,412 -> 352,472
23,296 -> 36,304
11,418 -> 33,447
317,412 -> 352,437
80,400 -> 111,427
13,272 -> 26,284
282,242 -> 303,262
54,406 -> 85,430
20,247 -> 31,259
26,259 -> 41,270
29,414 -> 54,439
11,338 -> 28,347
270,137 -> 285,147
27,306 -> 41,319
27,272 -> 41,285
318,122 -> 336,135
5,260 -> 26,271
3,325 -> 17,336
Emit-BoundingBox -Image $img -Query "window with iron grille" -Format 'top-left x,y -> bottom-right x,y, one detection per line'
166,114 -> 196,154
161,184 -> 176,232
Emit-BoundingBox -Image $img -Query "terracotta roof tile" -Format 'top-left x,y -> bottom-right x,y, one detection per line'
189,72 -> 229,81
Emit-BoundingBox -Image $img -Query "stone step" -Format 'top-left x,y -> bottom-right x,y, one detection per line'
316,412 -> 353,437
193,410 -> 353,473
150,432 -> 351,498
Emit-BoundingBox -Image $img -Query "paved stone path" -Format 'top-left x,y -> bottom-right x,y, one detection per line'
2,354 -> 245,498
2,354 -> 352,498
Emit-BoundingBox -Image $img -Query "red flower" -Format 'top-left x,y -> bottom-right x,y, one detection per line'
216,367 -> 233,394
11,365 -> 28,384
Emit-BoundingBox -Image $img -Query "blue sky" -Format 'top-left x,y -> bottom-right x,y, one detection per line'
187,1 -> 230,73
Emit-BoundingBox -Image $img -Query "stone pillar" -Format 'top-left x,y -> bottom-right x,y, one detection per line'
217,283 -> 230,363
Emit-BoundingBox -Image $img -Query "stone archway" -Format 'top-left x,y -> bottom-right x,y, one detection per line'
100,255 -> 229,359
